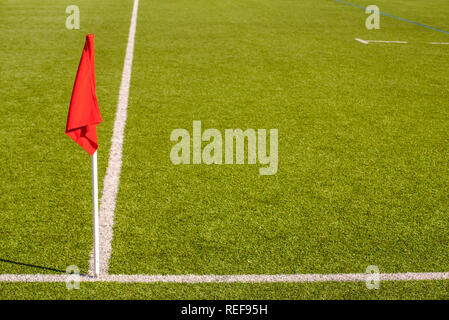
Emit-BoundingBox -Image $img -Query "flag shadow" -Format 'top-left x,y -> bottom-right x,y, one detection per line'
0,258 -> 82,275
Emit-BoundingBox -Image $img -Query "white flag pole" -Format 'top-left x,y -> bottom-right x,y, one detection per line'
91,150 -> 100,277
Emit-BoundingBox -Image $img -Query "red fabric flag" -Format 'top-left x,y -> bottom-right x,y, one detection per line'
66,34 -> 102,156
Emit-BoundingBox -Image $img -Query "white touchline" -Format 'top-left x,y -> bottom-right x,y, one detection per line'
354,38 -> 408,44
1,272 -> 449,283
355,38 -> 369,44
88,0 -> 139,276
368,40 -> 408,43
430,42 -> 449,45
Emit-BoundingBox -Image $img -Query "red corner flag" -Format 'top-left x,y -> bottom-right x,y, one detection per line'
66,34 -> 102,155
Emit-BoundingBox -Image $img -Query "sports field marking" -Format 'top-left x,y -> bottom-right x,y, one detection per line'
430,42 -> 449,45
1,272 -> 449,283
368,40 -> 408,44
88,0 -> 139,276
355,38 -> 408,44
334,0 -> 449,35
355,38 -> 369,44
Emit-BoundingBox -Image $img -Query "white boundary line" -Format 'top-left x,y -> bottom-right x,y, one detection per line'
355,38 -> 449,45
1,272 -> 449,283
369,40 -> 408,44
355,38 -> 369,44
354,38 -> 408,44
88,0 -> 139,276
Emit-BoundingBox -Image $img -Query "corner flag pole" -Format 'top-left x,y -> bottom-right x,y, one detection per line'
91,151 -> 100,277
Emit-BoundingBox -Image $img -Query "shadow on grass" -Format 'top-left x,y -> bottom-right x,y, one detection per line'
0,258 -> 67,274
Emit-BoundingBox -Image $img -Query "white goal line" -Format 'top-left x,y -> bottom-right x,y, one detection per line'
355,38 -> 449,45
355,38 -> 408,44
1,272 -> 448,283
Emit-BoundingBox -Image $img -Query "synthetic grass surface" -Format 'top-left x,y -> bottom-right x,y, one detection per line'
110,0 -> 449,276
1,0 -> 448,299
1,280 -> 449,300
0,0 -> 132,273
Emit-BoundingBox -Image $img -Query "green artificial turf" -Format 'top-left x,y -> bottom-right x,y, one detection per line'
110,0 -> 449,275
0,0 -> 132,273
1,0 -> 449,299
1,280 -> 449,300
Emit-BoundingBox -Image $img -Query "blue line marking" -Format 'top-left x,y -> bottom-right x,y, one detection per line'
333,0 -> 449,35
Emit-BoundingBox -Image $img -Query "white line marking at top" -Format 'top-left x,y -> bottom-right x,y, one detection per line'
355,38 -> 369,44
368,40 -> 408,43
1,272 -> 449,283
355,38 -> 408,44
88,0 -> 139,276
430,42 -> 449,45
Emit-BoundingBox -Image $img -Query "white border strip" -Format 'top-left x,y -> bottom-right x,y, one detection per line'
88,0 -> 139,276
430,42 -> 449,45
1,272 -> 449,283
368,40 -> 408,43
355,38 -> 369,44
355,38 -> 408,44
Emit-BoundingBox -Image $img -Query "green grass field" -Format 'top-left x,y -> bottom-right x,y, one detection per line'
1,0 -> 448,299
